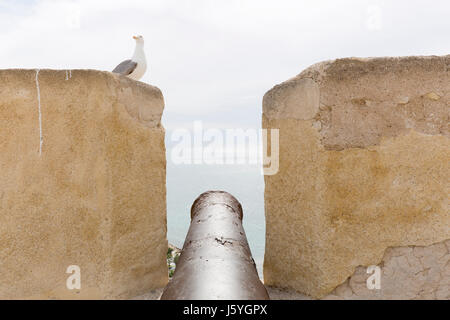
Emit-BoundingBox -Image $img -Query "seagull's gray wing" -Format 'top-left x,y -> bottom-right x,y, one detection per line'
112,59 -> 137,75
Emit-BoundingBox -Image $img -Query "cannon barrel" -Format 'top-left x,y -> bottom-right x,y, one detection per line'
160,191 -> 269,300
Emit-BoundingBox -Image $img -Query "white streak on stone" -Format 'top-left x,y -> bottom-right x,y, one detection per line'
35,69 -> 43,156
65,70 -> 73,80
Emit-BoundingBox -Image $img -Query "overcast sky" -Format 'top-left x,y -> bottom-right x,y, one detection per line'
1,0 -> 449,130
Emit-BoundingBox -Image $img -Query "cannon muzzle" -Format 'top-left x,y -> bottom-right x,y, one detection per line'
160,191 -> 269,300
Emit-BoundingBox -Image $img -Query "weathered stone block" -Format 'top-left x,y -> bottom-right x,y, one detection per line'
0,69 -> 167,299
263,56 -> 450,298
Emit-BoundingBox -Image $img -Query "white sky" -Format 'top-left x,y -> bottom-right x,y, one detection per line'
0,0 -> 449,129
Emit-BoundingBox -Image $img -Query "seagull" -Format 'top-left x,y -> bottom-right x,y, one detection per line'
112,35 -> 147,81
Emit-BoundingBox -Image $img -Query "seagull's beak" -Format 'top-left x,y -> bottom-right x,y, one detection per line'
133,36 -> 138,40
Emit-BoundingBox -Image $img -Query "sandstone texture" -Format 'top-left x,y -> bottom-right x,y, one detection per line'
0,69 -> 167,299
325,240 -> 450,300
267,240 -> 449,300
262,56 -> 450,298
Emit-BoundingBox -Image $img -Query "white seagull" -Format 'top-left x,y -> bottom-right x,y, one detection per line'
112,35 -> 147,80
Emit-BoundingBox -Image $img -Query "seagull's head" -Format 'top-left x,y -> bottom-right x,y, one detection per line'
133,35 -> 144,45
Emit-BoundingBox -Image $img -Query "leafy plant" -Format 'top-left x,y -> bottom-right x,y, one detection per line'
167,246 -> 181,278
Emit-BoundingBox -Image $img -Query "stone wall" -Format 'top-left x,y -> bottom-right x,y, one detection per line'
262,56 -> 450,298
0,69 -> 167,299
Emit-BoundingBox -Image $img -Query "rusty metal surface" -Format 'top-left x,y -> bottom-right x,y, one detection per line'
161,191 -> 269,300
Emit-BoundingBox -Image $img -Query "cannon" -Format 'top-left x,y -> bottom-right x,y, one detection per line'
161,191 -> 269,300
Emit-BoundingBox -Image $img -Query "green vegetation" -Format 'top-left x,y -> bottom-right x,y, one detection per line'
167,246 -> 181,278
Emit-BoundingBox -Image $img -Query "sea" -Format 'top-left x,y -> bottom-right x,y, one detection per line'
166,161 -> 266,276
